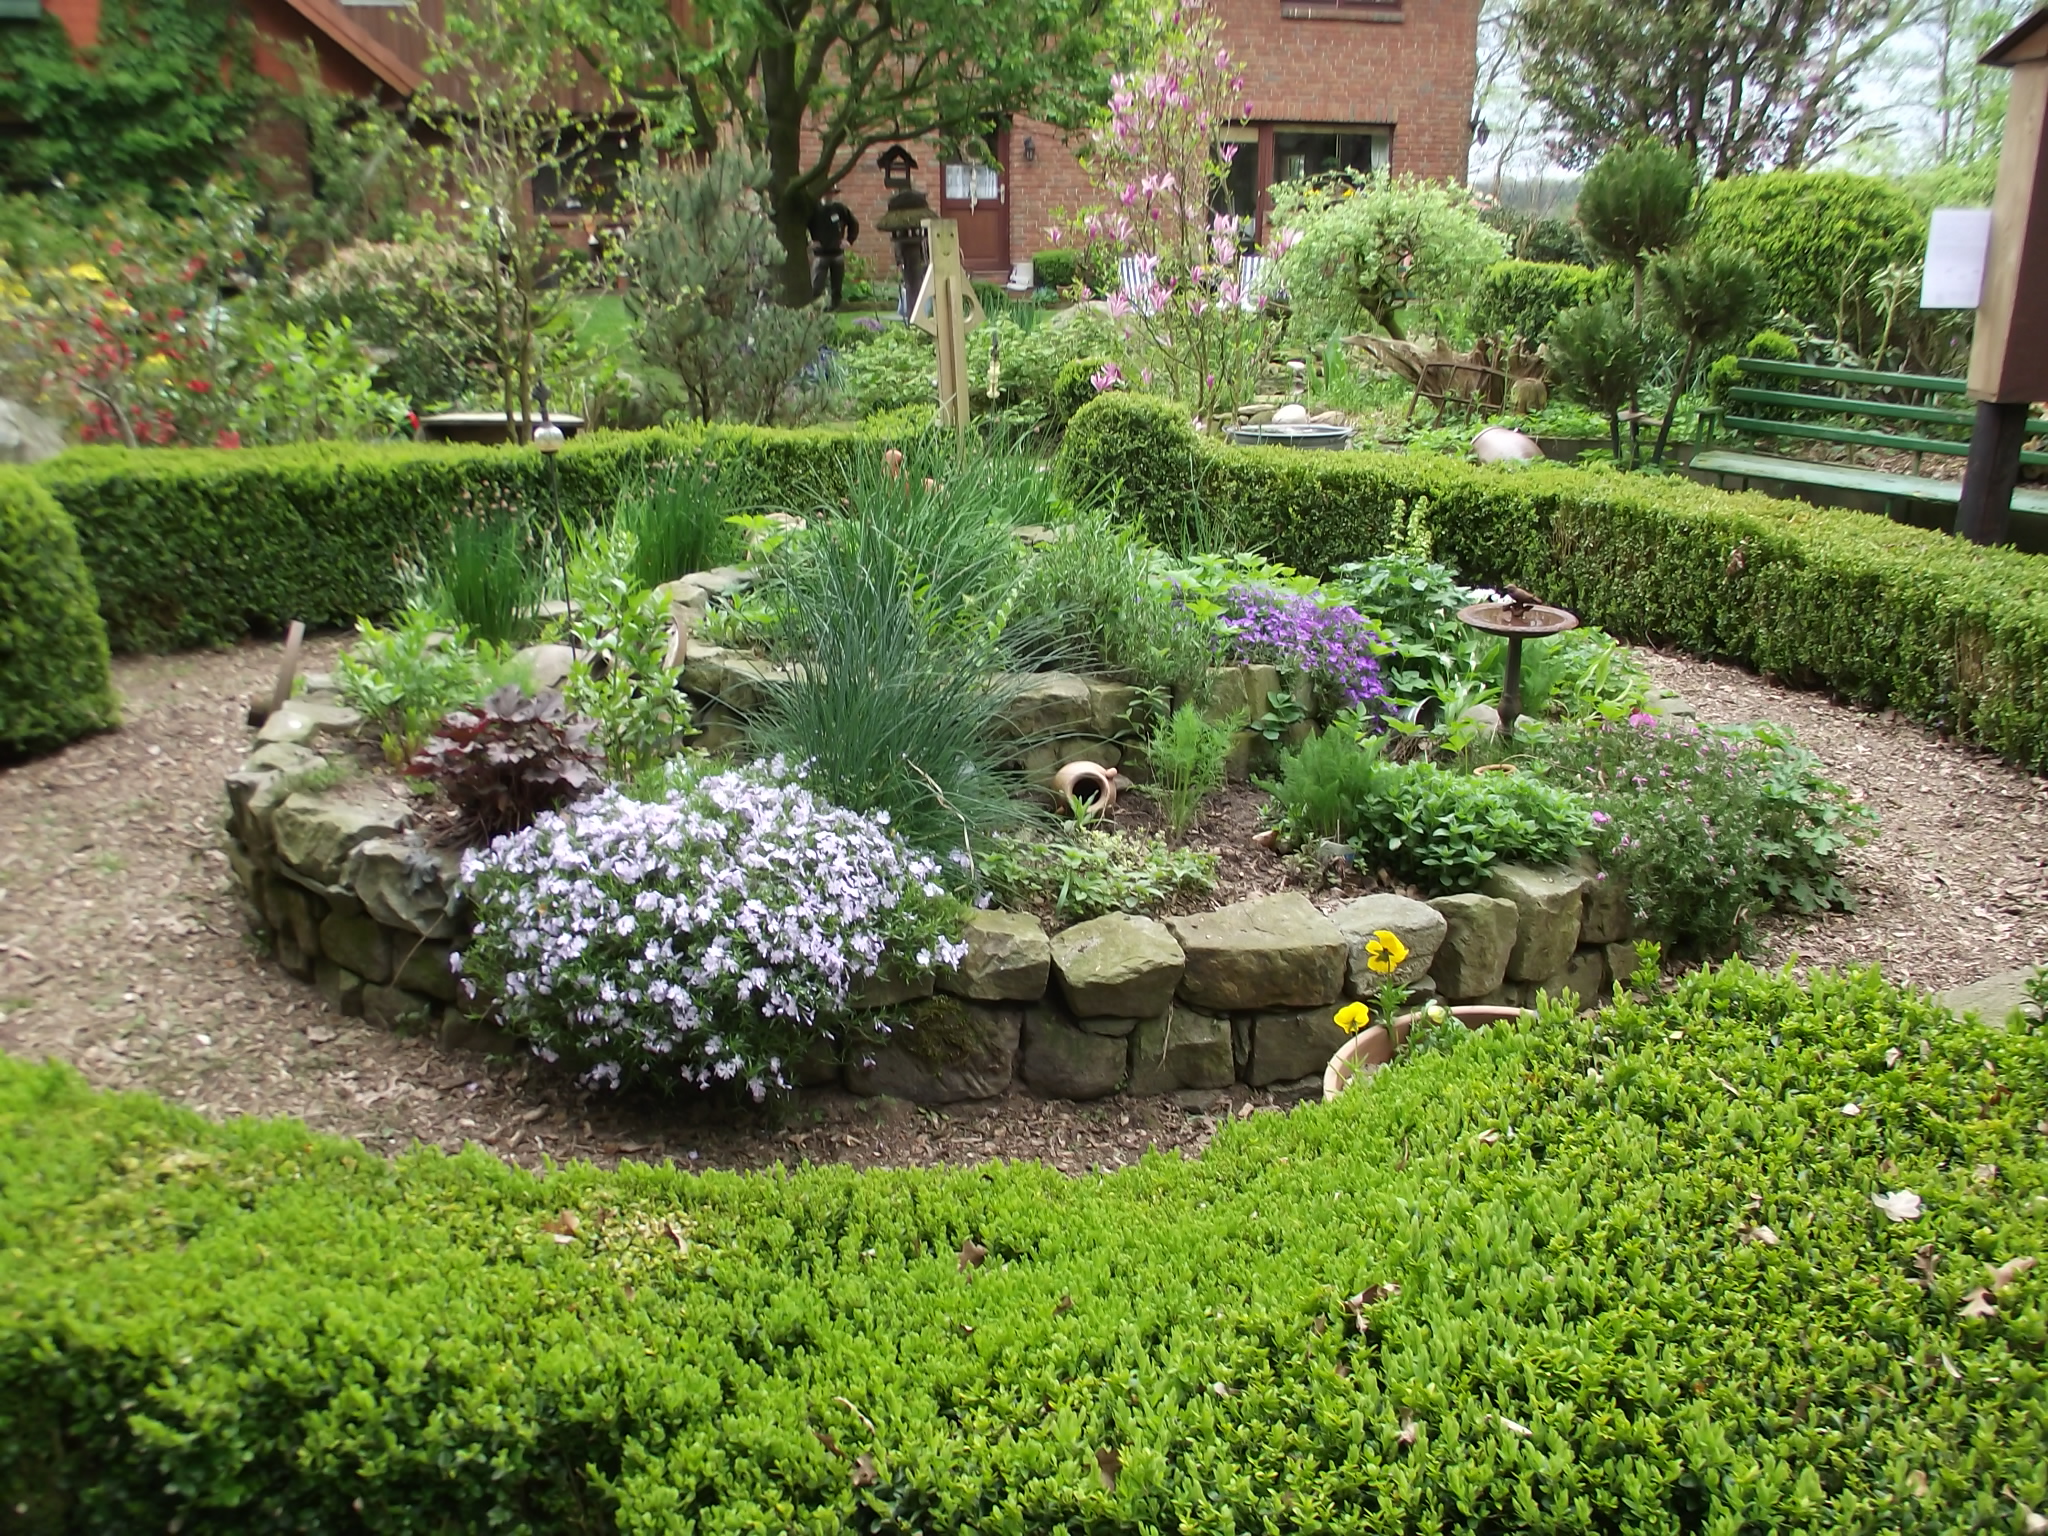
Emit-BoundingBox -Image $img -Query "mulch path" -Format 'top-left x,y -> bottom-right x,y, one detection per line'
4,638 -> 2042,1179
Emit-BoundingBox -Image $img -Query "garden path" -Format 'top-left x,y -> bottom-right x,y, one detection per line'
3,641 -> 2041,1180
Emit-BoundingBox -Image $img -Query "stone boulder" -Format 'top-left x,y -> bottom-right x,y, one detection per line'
843,1004 -> 1021,1103
680,651 -> 790,715
0,399 -> 65,465
1020,1005 -> 1126,1099
1426,893 -> 1520,1001
272,792 -> 405,884
1246,1006 -> 1351,1087
938,911 -> 1051,1001
1128,1006 -> 1235,1094
512,642 -> 577,691
1051,914 -> 1184,1018
346,837 -> 466,939
1167,893 -> 1347,1011
1088,680 -> 1142,738
999,672 -> 1096,739
225,743 -> 324,849
1559,945 -> 1608,1007
1328,893 -> 1445,993
1482,864 -> 1588,981
1575,855 -> 1632,945
318,911 -> 392,985
256,700 -> 361,746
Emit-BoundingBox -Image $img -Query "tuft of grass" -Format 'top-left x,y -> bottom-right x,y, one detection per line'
1143,703 -> 1237,839
610,456 -> 748,591
417,513 -> 550,648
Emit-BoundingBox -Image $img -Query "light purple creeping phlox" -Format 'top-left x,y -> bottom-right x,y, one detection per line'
1219,585 -> 1388,710
454,757 -> 965,1100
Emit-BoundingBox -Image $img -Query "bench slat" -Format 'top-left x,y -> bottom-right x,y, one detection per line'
1723,387 -> 2048,434
1722,414 -> 2048,465
1734,358 -> 1966,394
1690,449 -> 2048,514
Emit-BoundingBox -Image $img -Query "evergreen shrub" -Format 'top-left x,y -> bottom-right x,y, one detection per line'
0,468 -> 116,755
2,964 -> 2043,1529
1032,249 -> 1079,290
1470,258 -> 1615,344
1056,393 -> 2048,770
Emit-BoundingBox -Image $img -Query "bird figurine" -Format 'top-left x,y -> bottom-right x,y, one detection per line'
1503,584 -> 1545,612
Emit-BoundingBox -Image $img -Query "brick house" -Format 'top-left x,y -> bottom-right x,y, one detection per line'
824,0 -> 1484,278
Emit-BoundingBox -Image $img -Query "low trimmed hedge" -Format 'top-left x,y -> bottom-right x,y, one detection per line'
0,469 -> 116,755
1058,392 -> 2048,771
32,426 -> 875,653
3,963 -> 2044,1529
1470,258 -> 1615,345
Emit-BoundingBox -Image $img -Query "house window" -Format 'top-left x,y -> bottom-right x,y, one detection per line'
0,0 -> 45,19
1273,126 -> 1391,184
533,121 -> 641,216
1214,128 -> 1260,224
1280,0 -> 1402,18
942,163 -> 1002,202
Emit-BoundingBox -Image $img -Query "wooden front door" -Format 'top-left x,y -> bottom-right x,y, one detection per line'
940,130 -> 1011,275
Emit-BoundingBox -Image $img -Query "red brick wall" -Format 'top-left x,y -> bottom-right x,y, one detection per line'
42,0 -> 101,50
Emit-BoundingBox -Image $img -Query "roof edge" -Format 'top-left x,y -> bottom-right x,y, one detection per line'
275,0 -> 424,95
1982,4 -> 2048,67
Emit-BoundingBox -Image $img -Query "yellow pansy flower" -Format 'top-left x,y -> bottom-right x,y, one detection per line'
1334,1001 -> 1371,1034
1364,929 -> 1409,976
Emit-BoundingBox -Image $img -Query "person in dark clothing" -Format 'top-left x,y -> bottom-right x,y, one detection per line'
808,199 -> 861,309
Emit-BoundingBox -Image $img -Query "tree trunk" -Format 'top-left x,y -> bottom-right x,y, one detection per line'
758,36 -> 817,305
1653,339 -> 1697,466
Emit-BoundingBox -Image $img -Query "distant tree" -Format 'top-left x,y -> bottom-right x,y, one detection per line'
1646,245 -> 1766,463
1546,296 -> 1649,463
1575,142 -> 1696,318
1517,0 -> 1917,176
576,0 -> 1132,303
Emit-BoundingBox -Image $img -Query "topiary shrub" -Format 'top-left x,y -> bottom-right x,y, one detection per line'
1055,391 -> 2048,771
1032,249 -> 1079,290
1470,259 -> 1617,344
1706,328 -> 1803,403
0,468 -> 116,756
1695,172 -> 1927,356
3,963 -> 2046,1529
1050,357 -> 1113,425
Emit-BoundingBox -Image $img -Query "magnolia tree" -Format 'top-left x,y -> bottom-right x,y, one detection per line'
1067,0 -> 1291,425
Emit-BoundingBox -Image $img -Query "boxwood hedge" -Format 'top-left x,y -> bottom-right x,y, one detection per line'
32,426 -> 874,654
2,962 -> 2044,1532
1058,392 -> 2048,772
0,468 -> 116,756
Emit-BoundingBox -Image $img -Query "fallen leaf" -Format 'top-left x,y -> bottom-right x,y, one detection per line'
1914,1244 -> 1939,1292
1095,1447 -> 1121,1492
1710,1071 -> 1742,1098
1839,1102 -> 1862,1117
1885,1047 -> 1902,1068
304,1024 -> 337,1044
1989,1255 -> 2037,1290
832,1396 -> 876,1434
958,1239 -> 987,1271
1974,1163 -> 1999,1185
1309,1315 -> 1326,1335
664,1220 -> 687,1254
2025,1506 -> 2048,1536
1344,1283 -> 1401,1309
520,1104 -> 549,1123
1397,1418 -> 1419,1447
1054,1293 -> 1074,1316
1909,1469 -> 1930,1498
1872,1189 -> 1922,1222
1477,1129 -> 1501,1145
1497,1415 -> 1532,1438
1210,1381 -> 1236,1399
1959,1287 -> 1998,1319
541,1210 -> 580,1241
850,1454 -> 878,1488
1742,1224 -> 1779,1246
1941,1353 -> 1962,1380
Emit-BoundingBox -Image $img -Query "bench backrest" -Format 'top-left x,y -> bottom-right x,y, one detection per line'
1722,357 -> 2048,465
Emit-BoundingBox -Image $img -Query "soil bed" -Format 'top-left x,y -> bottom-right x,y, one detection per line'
4,640 -> 2042,1179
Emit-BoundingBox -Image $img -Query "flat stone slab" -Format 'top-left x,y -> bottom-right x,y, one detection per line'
1168,892 -> 1347,1012
1428,893 -> 1520,1001
272,793 -> 405,885
1129,1006 -> 1235,1094
1937,966 -> 2043,1027
1329,893 -> 1445,993
1052,914 -> 1184,1018
938,910 -> 1052,1001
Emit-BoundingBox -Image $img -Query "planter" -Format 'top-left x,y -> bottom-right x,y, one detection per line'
1321,1005 -> 1530,1101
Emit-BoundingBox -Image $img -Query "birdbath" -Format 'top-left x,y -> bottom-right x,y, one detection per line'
1456,599 -> 1579,735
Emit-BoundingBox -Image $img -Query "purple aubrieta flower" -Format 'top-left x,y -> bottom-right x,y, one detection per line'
1217,585 -> 1388,710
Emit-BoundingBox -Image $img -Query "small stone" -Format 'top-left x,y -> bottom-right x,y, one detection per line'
1561,946 -> 1609,1008
1246,1006 -> 1351,1087
1168,892 -> 1347,1012
346,837 -> 465,939
273,881 -> 327,960
686,565 -> 753,597
1328,893 -> 1446,992
848,970 -> 935,1008
271,793 -> 404,884
1604,942 -> 1643,993
1088,680 -> 1143,738
1576,856 -> 1632,945
255,707 -> 319,746
1267,1074 -> 1325,1106
680,652 -> 790,714
1129,1006 -> 1235,1094
1480,864 -> 1589,981
438,1009 -> 516,1054
1426,893 -> 1520,1001
1051,914 -> 1185,1018
275,928 -> 314,981
1075,1011 -> 1151,1039
843,1003 -> 1021,1102
318,911 -> 393,985
395,939 -> 460,1003
937,911 -> 1051,1001
1937,966 -> 2046,1027
315,961 -> 365,1017
1020,1005 -> 1127,1099
511,643 -> 577,691
362,984 -> 438,1030
241,741 -> 326,777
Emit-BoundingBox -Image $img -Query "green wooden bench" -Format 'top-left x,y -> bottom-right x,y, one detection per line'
1691,358 -> 2048,523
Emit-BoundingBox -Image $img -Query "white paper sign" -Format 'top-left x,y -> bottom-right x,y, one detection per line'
1922,207 -> 1993,309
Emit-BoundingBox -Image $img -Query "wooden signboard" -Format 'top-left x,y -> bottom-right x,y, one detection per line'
908,219 -> 984,435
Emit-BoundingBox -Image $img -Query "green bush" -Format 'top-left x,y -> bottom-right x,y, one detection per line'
1032,249 -> 1079,290
0,469 -> 117,755
1051,356 -> 1112,425
1470,259 -> 1613,344
6,961 -> 2045,1530
1056,392 -> 2048,771
1695,172 -> 1927,355
32,426 -> 871,653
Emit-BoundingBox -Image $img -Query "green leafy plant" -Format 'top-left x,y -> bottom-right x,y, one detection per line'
1269,728 -> 1593,891
416,511 -> 551,649
560,526 -> 689,781
1470,259 -> 1614,346
0,469 -> 116,756
1143,703 -> 1238,838
977,827 -> 1218,920
283,239 -> 501,409
1546,296 -> 1649,464
336,605 -> 501,762
1250,687 -> 1306,745
1645,244 -> 1766,464
609,456 -> 747,590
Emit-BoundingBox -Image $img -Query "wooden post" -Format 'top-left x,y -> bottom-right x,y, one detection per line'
1958,8 -> 2048,544
909,218 -> 984,437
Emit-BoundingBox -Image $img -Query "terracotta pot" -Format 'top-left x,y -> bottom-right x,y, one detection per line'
1051,759 -> 1119,812
1321,1005 -> 1531,1102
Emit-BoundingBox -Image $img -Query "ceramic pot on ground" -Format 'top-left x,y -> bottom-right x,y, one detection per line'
1051,760 -> 1119,812
1322,1005 -> 1531,1101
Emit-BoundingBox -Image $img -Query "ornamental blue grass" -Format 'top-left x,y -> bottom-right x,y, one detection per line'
1220,584 -> 1387,711
454,757 -> 966,1099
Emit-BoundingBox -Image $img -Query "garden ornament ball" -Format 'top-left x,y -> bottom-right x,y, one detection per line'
1471,425 -> 1540,463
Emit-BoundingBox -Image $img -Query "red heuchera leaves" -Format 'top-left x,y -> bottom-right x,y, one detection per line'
408,687 -> 602,842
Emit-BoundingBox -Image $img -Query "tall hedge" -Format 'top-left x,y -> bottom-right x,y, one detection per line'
1470,258 -> 1615,345
1058,392 -> 2048,771
0,469 -> 117,756
1694,172 -> 1927,354
4,962 -> 2045,1531
32,426 -> 874,653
